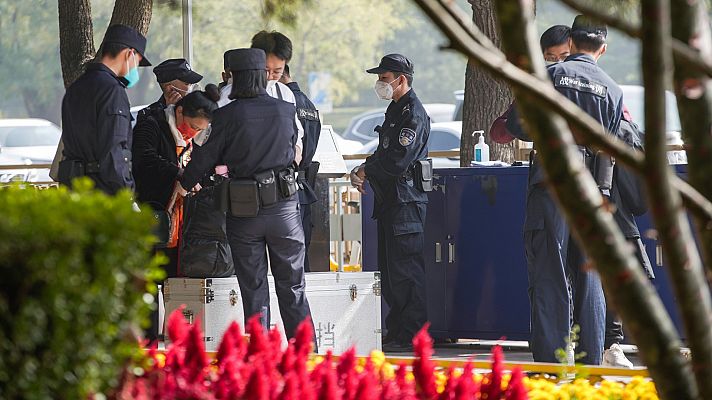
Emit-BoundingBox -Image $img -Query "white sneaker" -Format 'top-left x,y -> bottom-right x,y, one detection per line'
603,343 -> 634,368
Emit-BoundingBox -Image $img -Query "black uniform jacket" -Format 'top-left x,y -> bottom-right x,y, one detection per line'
506,54 -> 624,186
180,90 -> 297,190
61,63 -> 134,194
132,107 -> 182,210
136,96 -> 167,125
364,89 -> 430,218
286,81 -> 321,205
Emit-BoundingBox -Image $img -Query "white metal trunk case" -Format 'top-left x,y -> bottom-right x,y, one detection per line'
163,272 -> 381,355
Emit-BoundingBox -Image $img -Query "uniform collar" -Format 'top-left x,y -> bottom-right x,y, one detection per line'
87,62 -> 128,87
564,53 -> 597,65
286,81 -> 301,93
386,88 -> 415,116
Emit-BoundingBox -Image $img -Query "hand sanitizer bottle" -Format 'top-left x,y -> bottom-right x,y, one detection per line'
474,130 -> 490,162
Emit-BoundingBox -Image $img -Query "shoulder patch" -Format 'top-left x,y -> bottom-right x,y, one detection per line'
297,108 -> 320,121
554,74 -> 608,97
382,136 -> 390,149
398,128 -> 417,146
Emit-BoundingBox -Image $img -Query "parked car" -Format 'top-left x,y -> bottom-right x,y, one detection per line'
453,90 -> 464,121
0,119 -> 62,182
344,121 -> 462,171
341,103 -> 455,144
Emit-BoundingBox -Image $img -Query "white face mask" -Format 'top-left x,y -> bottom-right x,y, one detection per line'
545,60 -> 557,66
267,79 -> 278,90
374,78 -> 398,100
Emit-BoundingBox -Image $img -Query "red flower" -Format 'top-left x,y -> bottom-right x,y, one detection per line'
412,323 -> 437,399
505,367 -> 528,400
481,345 -> 504,399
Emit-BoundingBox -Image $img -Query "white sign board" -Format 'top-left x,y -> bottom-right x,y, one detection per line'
313,125 -> 348,178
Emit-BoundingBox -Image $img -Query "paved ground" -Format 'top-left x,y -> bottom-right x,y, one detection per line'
396,339 -> 644,366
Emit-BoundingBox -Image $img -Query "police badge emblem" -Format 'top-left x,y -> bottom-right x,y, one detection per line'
399,128 -> 416,146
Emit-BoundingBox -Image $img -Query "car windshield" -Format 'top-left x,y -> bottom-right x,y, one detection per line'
0,125 -> 61,147
429,130 -> 460,151
621,87 -> 682,132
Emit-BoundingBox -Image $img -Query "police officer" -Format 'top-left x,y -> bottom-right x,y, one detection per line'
136,58 -> 204,124
507,16 -> 623,365
59,24 -> 151,194
175,48 -> 312,340
351,54 -> 430,352
281,64 -> 321,272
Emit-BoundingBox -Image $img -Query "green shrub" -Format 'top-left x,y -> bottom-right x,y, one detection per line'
0,179 -> 164,399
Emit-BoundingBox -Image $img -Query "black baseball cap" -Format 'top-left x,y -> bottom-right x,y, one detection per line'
571,15 -> 607,38
100,24 -> 151,66
228,48 -> 266,72
153,59 -> 203,84
366,54 -> 414,75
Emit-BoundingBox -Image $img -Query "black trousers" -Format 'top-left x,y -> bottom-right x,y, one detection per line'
604,236 -> 654,348
299,201 -> 313,272
226,197 -> 312,339
377,202 -> 427,343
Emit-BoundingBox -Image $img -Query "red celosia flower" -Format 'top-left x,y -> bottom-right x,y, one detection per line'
395,363 -> 417,400
439,367 -> 457,400
182,320 -> 209,384
355,366 -> 379,400
412,323 -> 437,399
244,363 -> 268,400
481,345 -> 504,399
246,315 -> 269,358
167,306 -> 190,344
216,321 -> 243,366
505,367 -> 528,400
455,362 -> 476,400
278,371 -> 300,400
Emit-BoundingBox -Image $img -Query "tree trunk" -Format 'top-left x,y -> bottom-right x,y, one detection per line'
108,0 -> 152,36
461,0 -> 515,166
670,0 -> 712,278
491,1 -> 700,398
58,0 -> 95,88
58,0 -> 153,89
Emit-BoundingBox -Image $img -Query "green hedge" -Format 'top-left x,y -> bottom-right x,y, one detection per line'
0,179 -> 164,399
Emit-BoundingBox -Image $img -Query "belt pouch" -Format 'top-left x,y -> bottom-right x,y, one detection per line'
228,179 -> 260,217
278,169 -> 298,198
213,178 -> 230,213
414,159 -> 433,192
255,170 -> 278,207
57,159 -> 85,184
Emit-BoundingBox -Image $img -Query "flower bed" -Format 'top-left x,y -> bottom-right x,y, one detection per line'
112,308 -> 658,399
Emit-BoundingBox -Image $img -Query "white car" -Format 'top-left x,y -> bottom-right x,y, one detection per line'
341,103 -> 456,144
0,119 -> 62,182
345,121 -> 462,171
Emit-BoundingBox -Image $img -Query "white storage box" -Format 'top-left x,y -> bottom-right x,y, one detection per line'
163,272 -> 381,355
163,276 -> 242,351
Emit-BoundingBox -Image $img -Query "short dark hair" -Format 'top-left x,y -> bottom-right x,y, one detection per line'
283,64 -> 291,78
250,31 -> 293,62
571,30 -> 606,52
229,69 -> 267,99
176,84 -> 221,121
394,72 -> 413,86
540,25 -> 571,52
100,42 -> 130,59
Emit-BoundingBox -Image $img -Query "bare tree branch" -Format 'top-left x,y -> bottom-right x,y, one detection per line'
641,0 -> 712,397
484,0 -> 700,397
559,0 -> 712,77
410,0 -> 712,226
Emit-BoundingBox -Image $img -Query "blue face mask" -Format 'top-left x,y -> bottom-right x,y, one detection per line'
124,52 -> 140,88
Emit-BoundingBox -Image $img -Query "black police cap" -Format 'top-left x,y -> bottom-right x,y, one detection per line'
224,49 -> 239,69
572,15 -> 608,38
100,24 -> 151,66
153,58 -> 203,84
228,48 -> 266,72
366,54 -> 414,75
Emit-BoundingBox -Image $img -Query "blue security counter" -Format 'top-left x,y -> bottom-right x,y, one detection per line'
361,166 -> 687,342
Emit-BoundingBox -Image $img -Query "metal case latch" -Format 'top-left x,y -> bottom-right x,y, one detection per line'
350,284 -> 358,301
